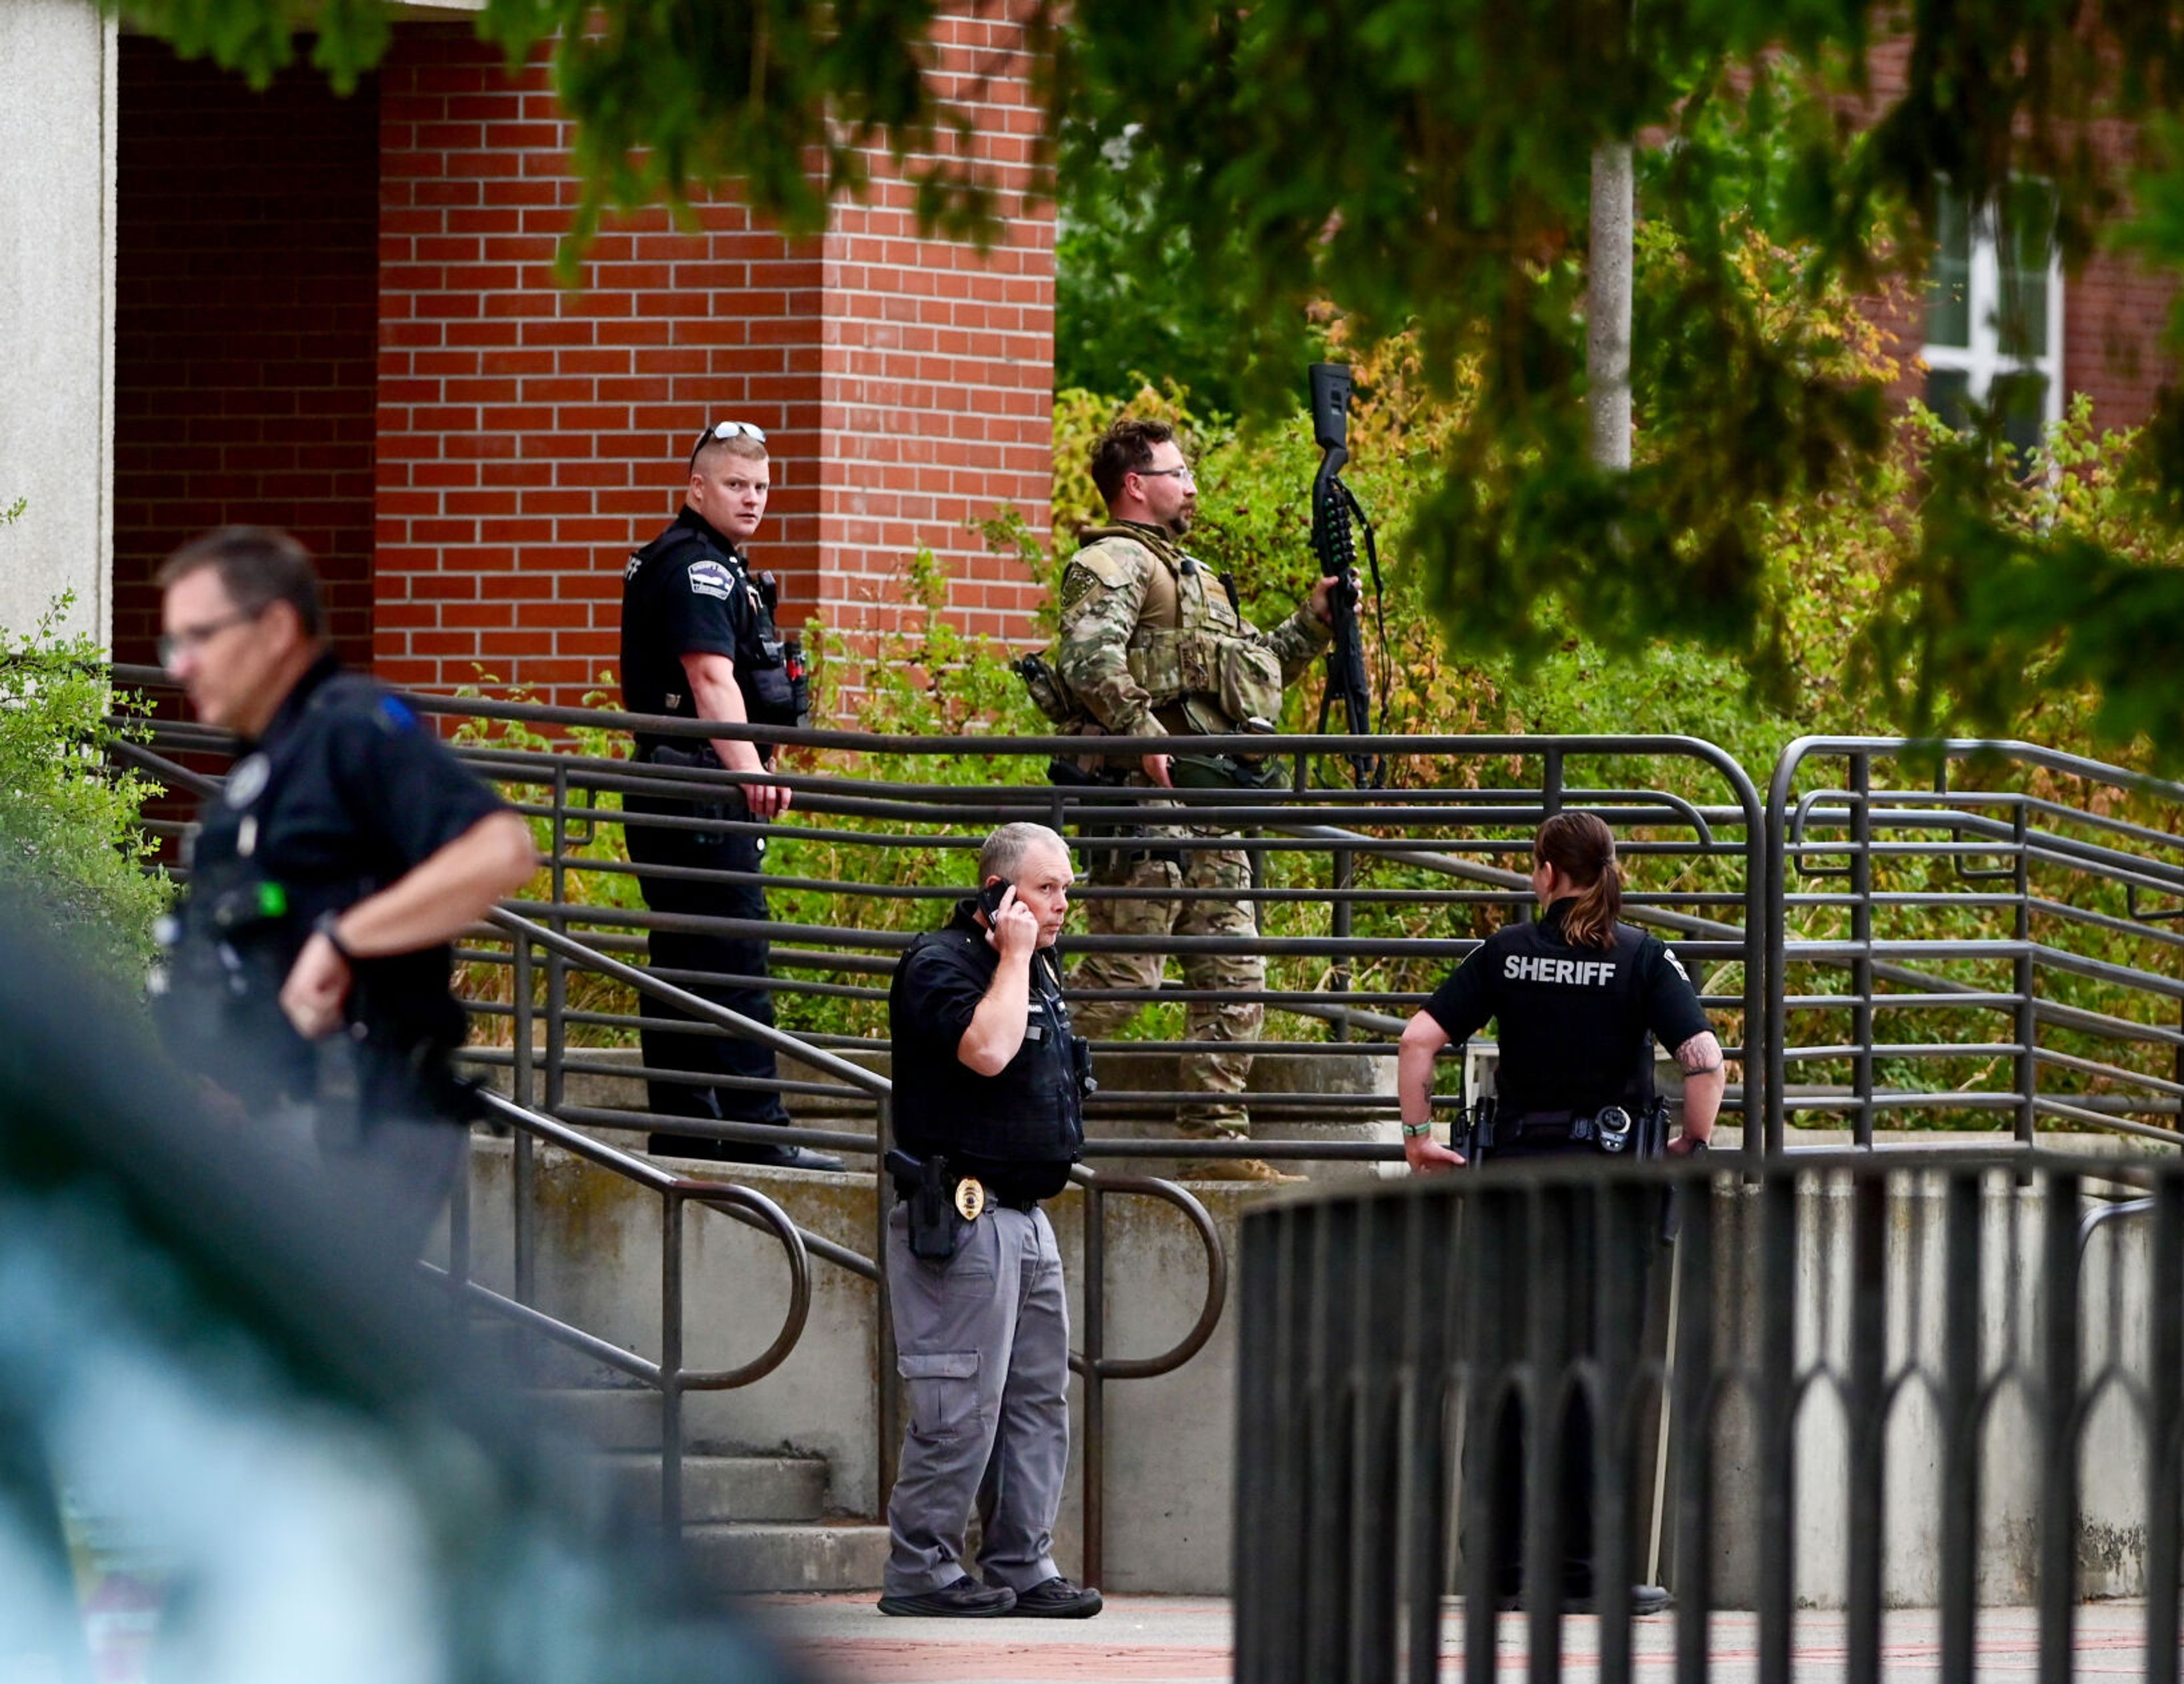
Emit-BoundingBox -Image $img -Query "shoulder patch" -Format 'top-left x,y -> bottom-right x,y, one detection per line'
686,558 -> 735,600
1662,945 -> 1691,983
378,694 -> 420,734
624,551 -> 644,581
1069,544 -> 1143,593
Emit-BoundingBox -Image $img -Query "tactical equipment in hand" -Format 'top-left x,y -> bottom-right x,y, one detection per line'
1308,363 -> 1385,789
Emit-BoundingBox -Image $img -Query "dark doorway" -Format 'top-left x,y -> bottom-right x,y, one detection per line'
113,38 -> 379,673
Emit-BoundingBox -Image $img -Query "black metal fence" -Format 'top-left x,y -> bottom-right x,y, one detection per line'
1235,1151 -> 2184,1683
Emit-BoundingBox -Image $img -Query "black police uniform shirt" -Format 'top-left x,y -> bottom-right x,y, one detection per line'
888,901 -> 1084,1203
181,653 -> 507,1084
1422,898 -> 1711,1118
619,506 -> 787,763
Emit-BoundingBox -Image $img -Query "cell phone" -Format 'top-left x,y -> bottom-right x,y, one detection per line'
978,878 -> 1013,923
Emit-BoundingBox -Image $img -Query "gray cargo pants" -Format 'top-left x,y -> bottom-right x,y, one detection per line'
883,1201 -> 1069,1596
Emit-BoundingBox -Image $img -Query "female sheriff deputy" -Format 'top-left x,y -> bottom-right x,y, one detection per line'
1396,810 -> 1723,1171
1393,811 -> 1723,1616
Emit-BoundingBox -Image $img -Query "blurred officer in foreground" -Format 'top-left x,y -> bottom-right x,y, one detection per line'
1396,810 -> 1722,1616
1037,417 -> 1340,1182
620,420 -> 841,1172
879,823 -> 1101,1619
151,527 -> 537,1259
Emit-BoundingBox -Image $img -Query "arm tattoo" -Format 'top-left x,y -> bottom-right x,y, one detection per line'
1675,1032 -> 1724,1075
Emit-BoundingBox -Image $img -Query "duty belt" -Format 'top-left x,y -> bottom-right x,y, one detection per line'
1462,1100 -> 1665,1160
890,1174 -> 1040,1214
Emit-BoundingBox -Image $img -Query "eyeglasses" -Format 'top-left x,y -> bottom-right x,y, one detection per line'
1136,466 -> 1196,485
697,420 -> 767,446
158,607 -> 264,668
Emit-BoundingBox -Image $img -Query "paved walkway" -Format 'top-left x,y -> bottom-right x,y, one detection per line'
745,1594 -> 2166,1682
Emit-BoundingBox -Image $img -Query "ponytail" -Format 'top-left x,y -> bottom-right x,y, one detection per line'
1533,812 -> 1621,950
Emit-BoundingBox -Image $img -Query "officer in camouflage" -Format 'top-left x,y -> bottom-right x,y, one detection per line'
1041,418 -> 1339,1181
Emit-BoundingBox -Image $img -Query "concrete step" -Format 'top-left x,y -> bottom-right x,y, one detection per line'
596,1451 -> 829,1525
466,1317 -> 628,1389
532,1385 -> 662,1449
683,1520 -> 892,1594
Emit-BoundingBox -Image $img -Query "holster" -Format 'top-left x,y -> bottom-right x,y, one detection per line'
885,1147 -> 964,1262
1168,751 -> 1283,793
1045,756 -> 1181,875
1456,1098 -> 1498,1163
642,743 -> 750,843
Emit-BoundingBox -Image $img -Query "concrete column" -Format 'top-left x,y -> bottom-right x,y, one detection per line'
0,0 -> 116,646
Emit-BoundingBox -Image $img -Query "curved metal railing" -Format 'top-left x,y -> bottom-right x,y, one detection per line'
431,1086 -> 815,1534
479,904 -> 1226,1580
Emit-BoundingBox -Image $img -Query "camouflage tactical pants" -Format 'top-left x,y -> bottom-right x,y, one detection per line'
1067,831 -> 1261,1141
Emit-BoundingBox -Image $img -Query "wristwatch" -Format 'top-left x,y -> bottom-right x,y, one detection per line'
313,911 -> 359,965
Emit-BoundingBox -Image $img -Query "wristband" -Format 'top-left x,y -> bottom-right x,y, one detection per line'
313,911 -> 359,965
1684,1136 -> 1710,1154
1400,1120 -> 1435,1139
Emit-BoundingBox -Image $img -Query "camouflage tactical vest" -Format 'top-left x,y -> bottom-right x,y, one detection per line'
1071,525 -> 1283,733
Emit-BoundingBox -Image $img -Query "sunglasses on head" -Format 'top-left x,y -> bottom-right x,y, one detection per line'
696,420 -> 767,446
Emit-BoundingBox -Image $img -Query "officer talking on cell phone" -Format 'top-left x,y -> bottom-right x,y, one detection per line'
878,822 -> 1102,1620
1394,811 -> 1724,1617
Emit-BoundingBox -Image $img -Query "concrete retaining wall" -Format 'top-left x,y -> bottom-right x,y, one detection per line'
462,1137 -> 1254,1593
461,1097 -> 2174,1603
1699,1164 -> 2167,1609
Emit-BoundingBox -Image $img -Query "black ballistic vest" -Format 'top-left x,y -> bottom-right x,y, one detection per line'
889,910 -> 1083,1195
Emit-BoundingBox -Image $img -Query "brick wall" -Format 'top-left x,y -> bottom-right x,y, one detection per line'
111,39 -> 380,672
817,7 -> 1055,649
375,9 -> 1054,710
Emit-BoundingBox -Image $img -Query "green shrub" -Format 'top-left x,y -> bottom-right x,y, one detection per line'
0,591 -> 167,977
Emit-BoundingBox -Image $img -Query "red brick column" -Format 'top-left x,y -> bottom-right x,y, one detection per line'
375,11 -> 1053,710
817,6 -> 1055,649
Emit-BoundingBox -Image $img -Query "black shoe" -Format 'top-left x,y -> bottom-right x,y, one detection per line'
1003,1576 -> 1103,1618
1565,1585 -> 1674,1616
878,1578 -> 1017,1617
646,1133 -> 847,1173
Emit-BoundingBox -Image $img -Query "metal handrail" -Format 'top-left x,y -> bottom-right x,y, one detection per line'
445,1086 -> 814,1534
1765,736 -> 2184,1153
486,905 -> 1232,1582
117,678 -> 2184,1583
1069,1160 -> 1229,1583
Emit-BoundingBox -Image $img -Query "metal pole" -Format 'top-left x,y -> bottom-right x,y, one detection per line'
1330,846 -> 1354,1042
2013,806 -> 2037,1145
513,936 -> 535,1111
2038,1169 -> 2082,1684
1850,756 -> 1875,1148
1939,1169 -> 1982,1684
1083,1175 -> 1107,1589
662,1189 -> 685,1543
876,1094 -> 901,1509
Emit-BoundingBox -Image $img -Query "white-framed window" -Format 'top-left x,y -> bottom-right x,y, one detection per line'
1922,180 -> 2065,464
